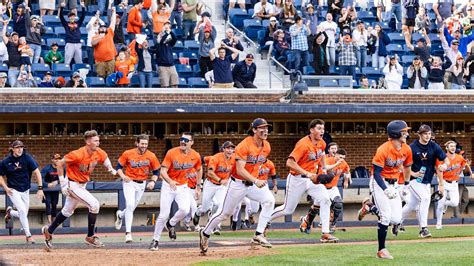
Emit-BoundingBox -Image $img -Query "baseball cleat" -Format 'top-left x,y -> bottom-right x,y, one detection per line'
165,220 -> 176,240
26,236 -> 36,244
436,224 -> 443,230
244,219 -> 251,229
329,224 -> 336,234
114,210 -> 123,230
213,228 -> 221,235
392,224 -> 400,236
231,220 -> 238,231
194,225 -> 202,232
249,215 -> 255,225
263,222 -> 270,237
419,228 -> 432,238
399,224 -> 406,233
85,236 -> 104,248
199,229 -> 209,254
184,222 -> 192,232
149,239 -> 159,251
320,233 -> 338,243
125,233 -> 133,243
193,213 -> 200,226
4,206 -> 12,224
251,234 -> 272,248
357,197 -> 371,221
299,216 -> 311,234
42,225 -> 53,250
376,248 -> 394,259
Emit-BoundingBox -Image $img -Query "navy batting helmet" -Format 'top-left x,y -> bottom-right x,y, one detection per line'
316,174 -> 334,184
387,120 -> 411,139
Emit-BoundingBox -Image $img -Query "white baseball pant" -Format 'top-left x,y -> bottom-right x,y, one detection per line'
203,178 -> 275,235
62,180 -> 100,217
436,180 -> 460,226
327,187 -> 341,201
232,197 -> 260,221
196,179 -> 227,217
153,182 -> 190,241
270,173 -> 331,233
401,180 -> 431,228
117,180 -> 146,233
8,189 -> 31,237
370,177 -> 402,226
184,188 -> 197,224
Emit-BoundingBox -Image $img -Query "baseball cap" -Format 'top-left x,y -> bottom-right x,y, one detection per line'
30,15 -> 39,21
221,141 -> 236,149
11,140 -> 24,148
251,118 -> 271,129
68,11 -> 77,17
270,16 -> 277,22
45,71 -> 53,76
306,4 -> 314,9
0,72 -> 7,78
390,55 -> 396,59
417,38 -> 426,43
418,124 -> 432,134
17,4 -> 24,8
343,29 -> 351,36
204,28 -> 211,33
246,53 -> 254,59
10,31 -> 18,37
52,153 -> 62,159
201,11 -> 211,18
414,55 -> 421,60
50,42 -> 58,47
452,39 -> 459,45
72,71 -> 80,78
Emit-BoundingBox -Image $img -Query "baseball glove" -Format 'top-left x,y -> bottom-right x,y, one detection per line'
316,174 -> 334,185
431,191 -> 443,202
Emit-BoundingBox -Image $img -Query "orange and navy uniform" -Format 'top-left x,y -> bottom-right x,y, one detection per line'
372,141 -> 413,189
64,146 -> 108,183
288,135 -> 326,176
161,147 -> 202,186
231,136 -> 271,180
258,159 -> 276,180
187,168 -> 198,189
207,152 -> 235,185
325,156 -> 350,189
437,154 -> 467,182
117,148 -> 161,181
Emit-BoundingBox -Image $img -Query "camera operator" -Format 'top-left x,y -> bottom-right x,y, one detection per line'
65,72 -> 87,88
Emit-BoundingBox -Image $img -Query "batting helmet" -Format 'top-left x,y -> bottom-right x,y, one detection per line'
317,174 -> 334,184
387,120 -> 411,139
431,191 -> 443,202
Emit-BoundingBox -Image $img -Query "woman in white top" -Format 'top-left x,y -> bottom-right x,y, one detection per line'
86,11 -> 105,66
383,55 -> 403,90
318,13 -> 338,66
352,21 -> 368,70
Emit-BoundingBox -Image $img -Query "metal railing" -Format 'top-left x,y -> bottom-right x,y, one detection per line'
269,56 -> 292,89
226,22 -> 257,48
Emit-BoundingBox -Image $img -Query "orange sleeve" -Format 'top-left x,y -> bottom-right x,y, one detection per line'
403,146 -> 413,167
150,154 -> 161,171
98,149 -> 108,164
372,147 -> 386,168
161,150 -> 173,169
343,161 -> 350,173
269,161 -> 276,176
207,155 -> 218,170
235,141 -> 249,162
194,152 -> 202,170
64,150 -> 80,164
118,151 -> 129,167
289,141 -> 306,162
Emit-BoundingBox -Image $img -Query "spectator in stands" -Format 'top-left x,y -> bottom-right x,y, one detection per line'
156,21 -> 179,88
40,0 -> 55,16
465,46 -> 474,88
253,0 -> 274,20
359,74 -> 373,89
305,4 -> 319,48
404,28 -> 431,64
403,0 -> 419,36
337,29 -> 357,78
151,0 -> 172,41
127,0 -> 145,43
327,0 -> 343,20
65,71 -> 88,88
209,43 -> 240,88
385,0 -> 402,31
53,76 -> 66,88
87,11 -> 105,66
414,6 -> 431,33
113,13 -> 126,53
440,32 -> 463,65
13,3 -> 26,38
289,16 -> 310,71
383,55 -> 403,89
197,19 -> 216,77
24,8 -> 45,64
232,53 -> 257,88
14,70 -> 36,87
222,29 -> 244,62
115,49 -> 134,87
311,30 -> 329,75
433,0 -> 455,28
59,1 -> 86,65
170,0 -> 183,30
0,72 -> 10,87
319,13 -> 338,66
352,20 -> 368,70
407,56 -> 427,89
135,38 -> 155,88
449,56 -> 467,90
338,6 -> 357,34
38,72 -> 55,88
229,0 -> 246,10
44,43 -> 65,66
426,55 -> 452,90
260,16 -> 279,50
18,36 -> 32,73
371,24 -> 390,69
273,0 -> 283,17
92,7 -> 118,79
441,23 -> 474,57
279,0 -> 297,30
58,0 -> 79,16
461,6 -> 474,36
273,29 -> 291,67
182,0 -> 199,40
2,22 -> 21,87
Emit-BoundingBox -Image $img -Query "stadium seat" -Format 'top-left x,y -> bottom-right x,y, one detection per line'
152,77 -> 161,87
386,44 -> 404,56
54,27 -> 66,36
0,63 -> 8,72
243,19 -> 263,40
86,77 -> 105,87
52,64 -> 72,77
32,64 -> 51,78
319,79 -> 338,87
257,30 -> 269,51
178,52 -> 198,65
387,33 -> 405,45
172,28 -> 184,40
339,79 -> 357,88
358,11 -> 376,24
302,66 -> 315,75
178,77 -> 188,88
184,40 -> 200,54
130,75 -> 140,87
43,27 -> 56,38
229,9 -> 249,28
176,64 -> 194,78
188,77 -> 208,88
402,55 -> 416,67
192,64 -> 201,77
72,64 -> 92,73
173,41 -> 185,53
47,38 -> 66,47
42,16 -> 61,27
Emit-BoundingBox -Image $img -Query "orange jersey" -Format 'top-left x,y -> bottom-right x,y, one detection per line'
438,154 -> 467,182
325,157 -> 350,188
187,168 -> 198,188
115,58 -> 133,85
231,136 -> 271,181
64,146 -> 108,183
161,147 -> 202,185
289,136 -> 326,175
207,152 -> 235,185
118,148 -> 161,181
372,141 -> 413,180
398,170 -> 405,184
258,159 -> 276,180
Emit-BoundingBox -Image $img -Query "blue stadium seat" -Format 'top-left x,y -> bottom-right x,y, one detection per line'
192,64 -> 201,77
257,30 -> 269,51
178,52 -> 198,65
319,79 -> 338,87
387,33 -> 405,45
130,75 -> 140,87
0,63 -> 8,72
173,41 -> 185,53
52,64 -> 72,77
72,64 -> 92,73
178,77 -> 188,88
47,38 -> 66,47
54,27 -> 66,36
243,19 -> 264,40
184,40 -> 200,54
329,66 -> 340,75
358,11 -> 376,24
229,9 -> 249,28
247,8 -> 254,18
86,77 -> 105,87
32,64 -> 51,78
176,64 -> 194,78
172,28 -> 184,40
401,55 -> 416,66
188,77 -> 208,88
386,44 -> 404,56
42,16 -> 61,27
339,79 -> 357,88
152,77 -> 161,87
43,27 -> 56,38
302,66 -> 315,75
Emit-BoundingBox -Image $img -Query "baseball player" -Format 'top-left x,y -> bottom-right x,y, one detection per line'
149,132 -> 202,251
41,153 -> 62,225
268,119 -> 337,243
300,148 -> 351,233
400,124 -> 449,238
183,168 -> 199,232
0,140 -> 44,244
370,120 -> 412,259
199,118 -> 275,254
114,134 -> 161,243
193,141 -> 236,231
435,141 -> 471,229
42,130 -> 117,250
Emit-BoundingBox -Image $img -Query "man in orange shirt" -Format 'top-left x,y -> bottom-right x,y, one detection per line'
114,134 -> 161,243
268,119 -> 337,243
199,118 -> 275,254
149,132 -> 202,251
151,0 -> 172,39
435,140 -> 472,229
193,141 -> 235,229
42,130 -> 117,250
92,7 -> 117,78
127,0 -> 145,42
